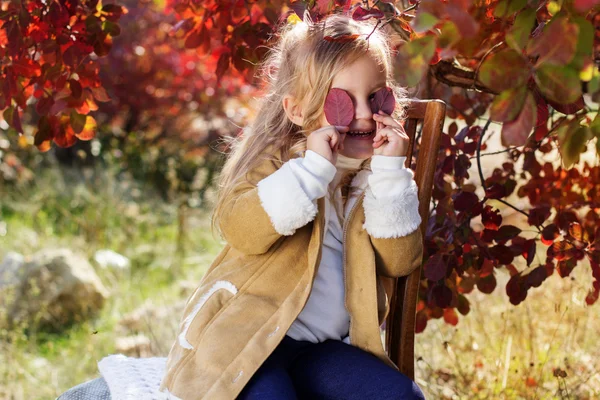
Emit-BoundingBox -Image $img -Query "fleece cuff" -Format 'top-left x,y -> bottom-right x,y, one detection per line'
362,174 -> 422,239
256,158 -> 320,236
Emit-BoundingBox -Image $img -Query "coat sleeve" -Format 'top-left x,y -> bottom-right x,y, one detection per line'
219,148 -> 336,255
362,155 -> 424,278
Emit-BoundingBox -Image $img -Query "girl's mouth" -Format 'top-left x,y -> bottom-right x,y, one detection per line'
347,130 -> 375,140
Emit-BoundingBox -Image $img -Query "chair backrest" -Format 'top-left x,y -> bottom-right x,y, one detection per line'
384,99 -> 446,380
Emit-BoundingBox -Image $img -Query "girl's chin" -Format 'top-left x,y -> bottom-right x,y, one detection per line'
339,144 -> 374,159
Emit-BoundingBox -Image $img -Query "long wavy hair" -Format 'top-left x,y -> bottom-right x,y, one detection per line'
211,11 -> 409,238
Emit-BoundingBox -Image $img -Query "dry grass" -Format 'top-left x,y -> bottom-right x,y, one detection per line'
415,265 -> 600,399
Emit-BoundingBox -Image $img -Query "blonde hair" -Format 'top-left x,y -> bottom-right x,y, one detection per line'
211,11 -> 409,238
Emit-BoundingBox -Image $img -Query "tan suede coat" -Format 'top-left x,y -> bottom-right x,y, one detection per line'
159,146 -> 423,399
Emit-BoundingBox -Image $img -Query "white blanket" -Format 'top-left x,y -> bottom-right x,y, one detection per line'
98,354 -> 171,399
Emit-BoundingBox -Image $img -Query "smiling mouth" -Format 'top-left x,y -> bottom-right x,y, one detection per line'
347,130 -> 375,137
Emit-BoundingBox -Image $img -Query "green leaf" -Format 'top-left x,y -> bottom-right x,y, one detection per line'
103,21 -> 121,37
558,123 -> 593,169
501,91 -> 536,146
535,64 -> 582,104
412,12 -> 438,33
505,8 -> 536,52
494,0 -> 527,17
568,16 -> 594,70
588,67 -> 600,94
527,16 -> 578,66
70,111 -> 86,134
490,86 -> 528,122
394,36 -> 437,87
590,112 -> 600,137
437,20 -> 460,50
479,49 -> 530,92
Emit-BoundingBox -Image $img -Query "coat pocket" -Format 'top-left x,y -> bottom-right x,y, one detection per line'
177,280 -> 238,350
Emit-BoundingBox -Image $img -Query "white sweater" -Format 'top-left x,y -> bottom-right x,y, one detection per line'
271,150 -> 416,344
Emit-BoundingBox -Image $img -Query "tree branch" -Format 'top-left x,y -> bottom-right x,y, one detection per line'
431,60 -> 499,94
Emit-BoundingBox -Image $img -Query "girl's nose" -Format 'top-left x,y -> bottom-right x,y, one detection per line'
354,96 -> 373,121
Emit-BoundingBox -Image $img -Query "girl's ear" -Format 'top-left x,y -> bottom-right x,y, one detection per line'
282,94 -> 304,126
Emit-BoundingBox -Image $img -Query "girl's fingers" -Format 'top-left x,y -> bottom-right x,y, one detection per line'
373,112 -> 402,129
330,133 -> 338,149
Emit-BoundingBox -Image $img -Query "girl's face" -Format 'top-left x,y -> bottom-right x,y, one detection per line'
319,53 -> 387,159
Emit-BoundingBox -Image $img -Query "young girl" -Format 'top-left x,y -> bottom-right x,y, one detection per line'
159,12 -> 425,400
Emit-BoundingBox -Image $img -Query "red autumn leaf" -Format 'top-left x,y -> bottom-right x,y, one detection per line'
479,258 -> 495,278
585,286 -> 599,305
526,16 -> 578,66
369,86 -> 396,115
557,258 -> 577,277
443,308 -> 459,326
323,34 -> 360,43
352,6 -> 384,21
53,125 -> 77,148
522,239 -> 536,266
184,29 -> 204,49
430,284 -> 453,308
69,115 -> 97,140
36,95 -> 55,116
490,244 -> 514,265
482,206 -> 502,230
524,265 -> 547,288
453,191 -> 479,212
574,0 -> 600,13
525,377 -> 538,387
456,294 -> 470,315
476,273 -> 497,294
501,90 -> 536,147
91,86 -> 111,102
546,96 -> 585,115
485,183 -> 507,199
324,88 -> 354,126
424,253 -> 447,281
541,224 -> 559,245
495,225 -> 522,241
69,79 -> 82,99
528,205 -> 551,226
215,52 -> 231,82
506,274 -> 527,305
9,106 -> 23,134
534,95 -> 549,141
415,310 -> 428,333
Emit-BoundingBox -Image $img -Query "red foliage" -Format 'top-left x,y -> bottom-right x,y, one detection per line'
1,0 -> 127,149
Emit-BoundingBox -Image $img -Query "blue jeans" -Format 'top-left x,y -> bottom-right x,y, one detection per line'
237,335 -> 425,399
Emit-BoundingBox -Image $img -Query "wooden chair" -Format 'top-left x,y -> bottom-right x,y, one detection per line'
383,99 -> 447,380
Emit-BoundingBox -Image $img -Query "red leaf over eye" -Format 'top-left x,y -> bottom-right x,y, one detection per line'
370,87 -> 395,115
324,88 -> 354,126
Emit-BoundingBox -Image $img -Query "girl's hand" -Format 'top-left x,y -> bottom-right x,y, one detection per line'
372,110 -> 409,157
307,125 -> 348,164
